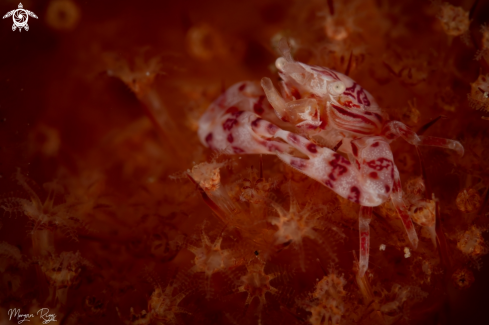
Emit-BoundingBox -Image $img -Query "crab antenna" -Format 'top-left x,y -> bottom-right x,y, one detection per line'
278,38 -> 293,62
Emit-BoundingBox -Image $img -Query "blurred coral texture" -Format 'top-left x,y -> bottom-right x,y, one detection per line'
1,0 -> 489,324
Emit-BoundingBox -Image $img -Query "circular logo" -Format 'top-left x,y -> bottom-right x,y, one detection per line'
14,10 -> 28,27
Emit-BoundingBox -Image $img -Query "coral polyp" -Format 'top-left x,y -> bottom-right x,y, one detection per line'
188,229 -> 233,277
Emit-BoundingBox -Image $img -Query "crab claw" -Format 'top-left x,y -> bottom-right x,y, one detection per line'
198,81 -> 295,156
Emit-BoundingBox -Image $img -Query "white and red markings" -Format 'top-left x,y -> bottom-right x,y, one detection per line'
198,56 -> 464,277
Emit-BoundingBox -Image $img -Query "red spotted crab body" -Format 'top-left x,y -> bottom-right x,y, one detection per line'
198,81 -> 293,155
198,49 -> 464,277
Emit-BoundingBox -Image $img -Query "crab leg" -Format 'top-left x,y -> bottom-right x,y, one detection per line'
274,130 -> 419,272
383,121 -> 464,156
390,166 -> 419,249
358,206 -> 372,278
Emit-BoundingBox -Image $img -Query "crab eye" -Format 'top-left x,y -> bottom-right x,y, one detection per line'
275,57 -> 287,71
328,81 -> 346,95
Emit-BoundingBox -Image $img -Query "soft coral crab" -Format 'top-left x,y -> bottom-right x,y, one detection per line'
197,42 -> 463,277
